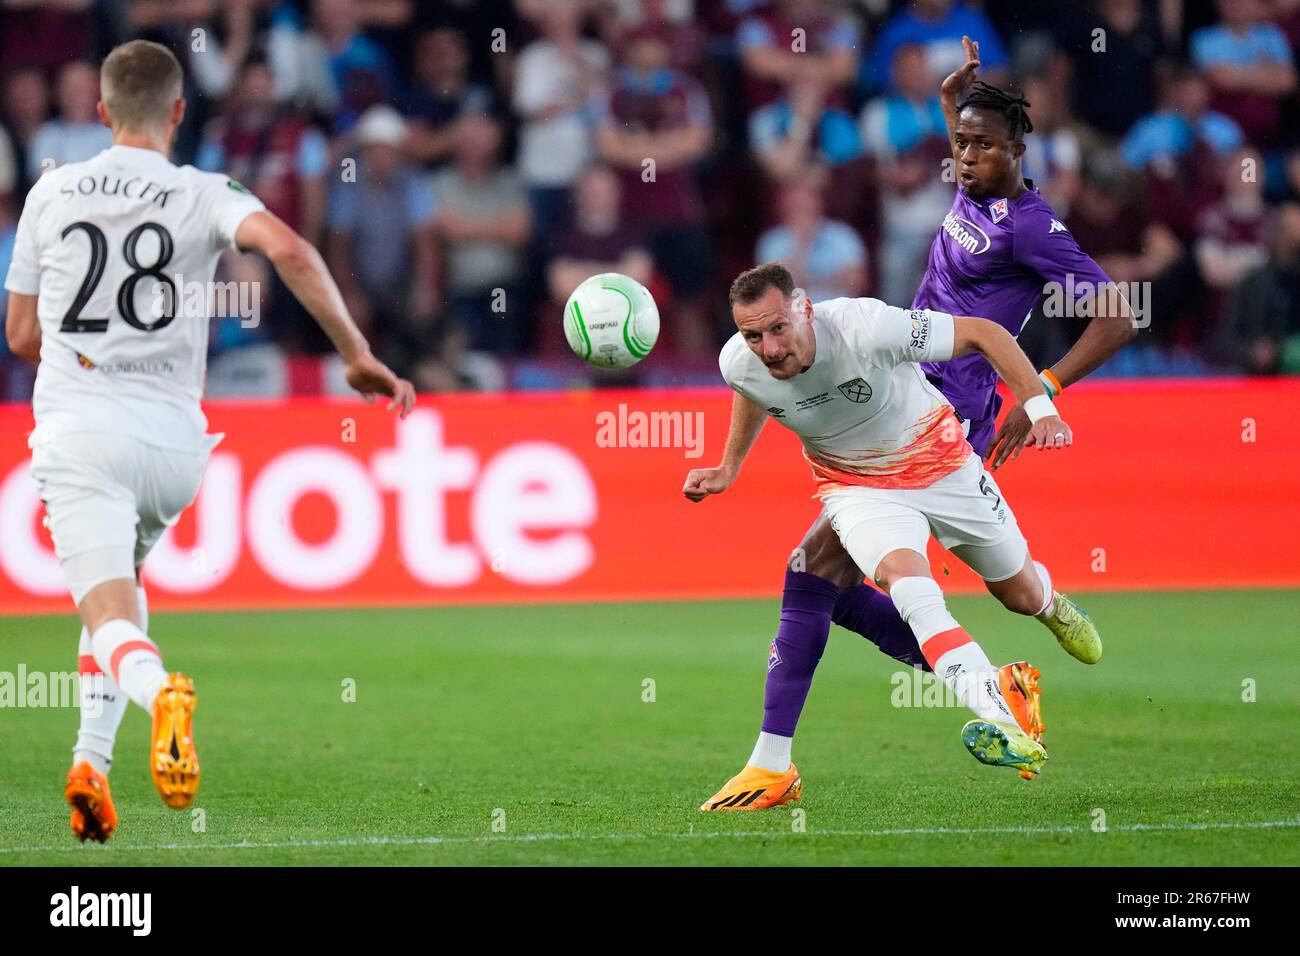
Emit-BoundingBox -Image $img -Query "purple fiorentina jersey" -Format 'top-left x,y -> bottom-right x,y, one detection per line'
912,181 -> 1111,455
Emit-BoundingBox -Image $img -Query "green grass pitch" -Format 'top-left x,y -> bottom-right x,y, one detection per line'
1,589 -> 1297,866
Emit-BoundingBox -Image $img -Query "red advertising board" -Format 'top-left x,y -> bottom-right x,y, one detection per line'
1,378 -> 1297,614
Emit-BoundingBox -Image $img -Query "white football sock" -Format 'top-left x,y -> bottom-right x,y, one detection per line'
933,643 -> 1017,724
72,588 -> 146,774
91,617 -> 167,712
890,575 -> 1015,724
749,731 -> 792,772
1032,561 -> 1055,618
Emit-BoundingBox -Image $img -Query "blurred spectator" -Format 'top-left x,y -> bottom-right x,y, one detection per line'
1125,67 -> 1234,245
1213,202 -> 1300,373
596,24 -> 713,354
197,59 -> 329,244
544,164 -> 653,352
600,0 -> 704,75
1195,147 -> 1269,323
1191,0 -> 1297,148
431,112 -> 532,353
182,0 -> 260,101
1067,157 -> 1192,345
304,0 -> 401,126
513,0 -> 609,240
1065,0 -> 1165,139
737,0 -> 859,112
751,73 -> 862,181
755,173 -> 867,302
1020,72 -> 1082,217
1119,65 -> 1243,169
859,43 -> 951,306
864,0 -> 1007,95
27,60 -> 111,174
127,0 -> 260,100
0,0 -> 93,73
3,68 -> 50,181
402,27 -> 497,167
326,105 -> 437,354
0,129 -> 15,199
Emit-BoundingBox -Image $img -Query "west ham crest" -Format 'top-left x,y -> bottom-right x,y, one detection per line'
837,378 -> 872,403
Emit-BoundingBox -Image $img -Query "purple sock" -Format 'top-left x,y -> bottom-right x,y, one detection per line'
760,570 -> 840,737
833,584 -> 933,672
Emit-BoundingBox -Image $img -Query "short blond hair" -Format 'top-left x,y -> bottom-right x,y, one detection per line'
101,40 -> 182,131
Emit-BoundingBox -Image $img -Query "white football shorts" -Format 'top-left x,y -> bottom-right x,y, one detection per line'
820,454 -> 1029,584
28,425 -> 219,603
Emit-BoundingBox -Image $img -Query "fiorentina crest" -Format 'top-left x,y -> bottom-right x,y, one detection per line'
767,640 -> 782,671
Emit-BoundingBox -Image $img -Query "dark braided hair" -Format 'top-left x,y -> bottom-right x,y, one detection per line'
957,81 -> 1034,140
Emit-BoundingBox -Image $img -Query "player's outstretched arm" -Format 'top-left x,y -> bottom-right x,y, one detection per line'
234,210 -> 415,417
987,287 -> 1137,469
683,391 -> 767,503
951,315 -> 1071,454
940,35 -> 980,144
3,292 -> 40,364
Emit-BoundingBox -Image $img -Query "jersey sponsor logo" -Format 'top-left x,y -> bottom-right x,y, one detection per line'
837,378 -> 872,404
941,213 -> 991,255
1049,218 -> 1068,234
908,310 -> 931,352
990,198 -> 1009,223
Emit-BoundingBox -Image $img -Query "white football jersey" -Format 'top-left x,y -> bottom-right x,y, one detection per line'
720,297 -> 973,490
5,144 -> 265,447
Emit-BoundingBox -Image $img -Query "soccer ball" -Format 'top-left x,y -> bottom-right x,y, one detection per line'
563,273 -> 660,369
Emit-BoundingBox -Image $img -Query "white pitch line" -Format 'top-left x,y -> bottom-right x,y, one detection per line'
1,818 -> 1297,855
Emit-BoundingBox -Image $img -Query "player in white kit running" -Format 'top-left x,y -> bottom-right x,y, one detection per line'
685,262 -> 1074,806
2,41 -> 415,842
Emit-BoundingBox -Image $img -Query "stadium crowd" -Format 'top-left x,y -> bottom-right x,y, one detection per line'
1,0 -> 1299,398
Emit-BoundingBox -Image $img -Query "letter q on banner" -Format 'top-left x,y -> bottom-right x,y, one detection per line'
246,447 -> 383,590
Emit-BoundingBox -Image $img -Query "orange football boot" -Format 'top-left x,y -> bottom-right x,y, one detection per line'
999,661 -> 1046,779
150,673 -> 200,809
66,761 -> 118,843
700,762 -> 802,811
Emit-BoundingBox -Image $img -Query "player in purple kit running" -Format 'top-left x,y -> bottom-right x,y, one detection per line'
697,38 -> 1137,809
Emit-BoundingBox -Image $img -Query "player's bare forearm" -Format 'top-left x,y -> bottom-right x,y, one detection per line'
940,36 -> 980,144
1047,290 -> 1138,388
4,292 -> 41,363
720,391 -> 767,476
952,316 -> 1041,406
237,211 -> 368,360
682,393 -> 766,503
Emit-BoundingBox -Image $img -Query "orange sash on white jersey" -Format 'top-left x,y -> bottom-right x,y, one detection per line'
806,404 -> 971,494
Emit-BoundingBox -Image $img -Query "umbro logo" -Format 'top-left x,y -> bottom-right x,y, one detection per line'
766,406 -> 785,418
837,378 -> 872,404
1049,219 -> 1068,234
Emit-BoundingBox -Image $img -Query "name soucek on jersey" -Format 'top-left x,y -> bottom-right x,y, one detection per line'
5,144 -> 266,447
720,297 -> 969,493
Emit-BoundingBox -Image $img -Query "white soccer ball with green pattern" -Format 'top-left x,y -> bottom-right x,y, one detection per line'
563,273 -> 660,369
